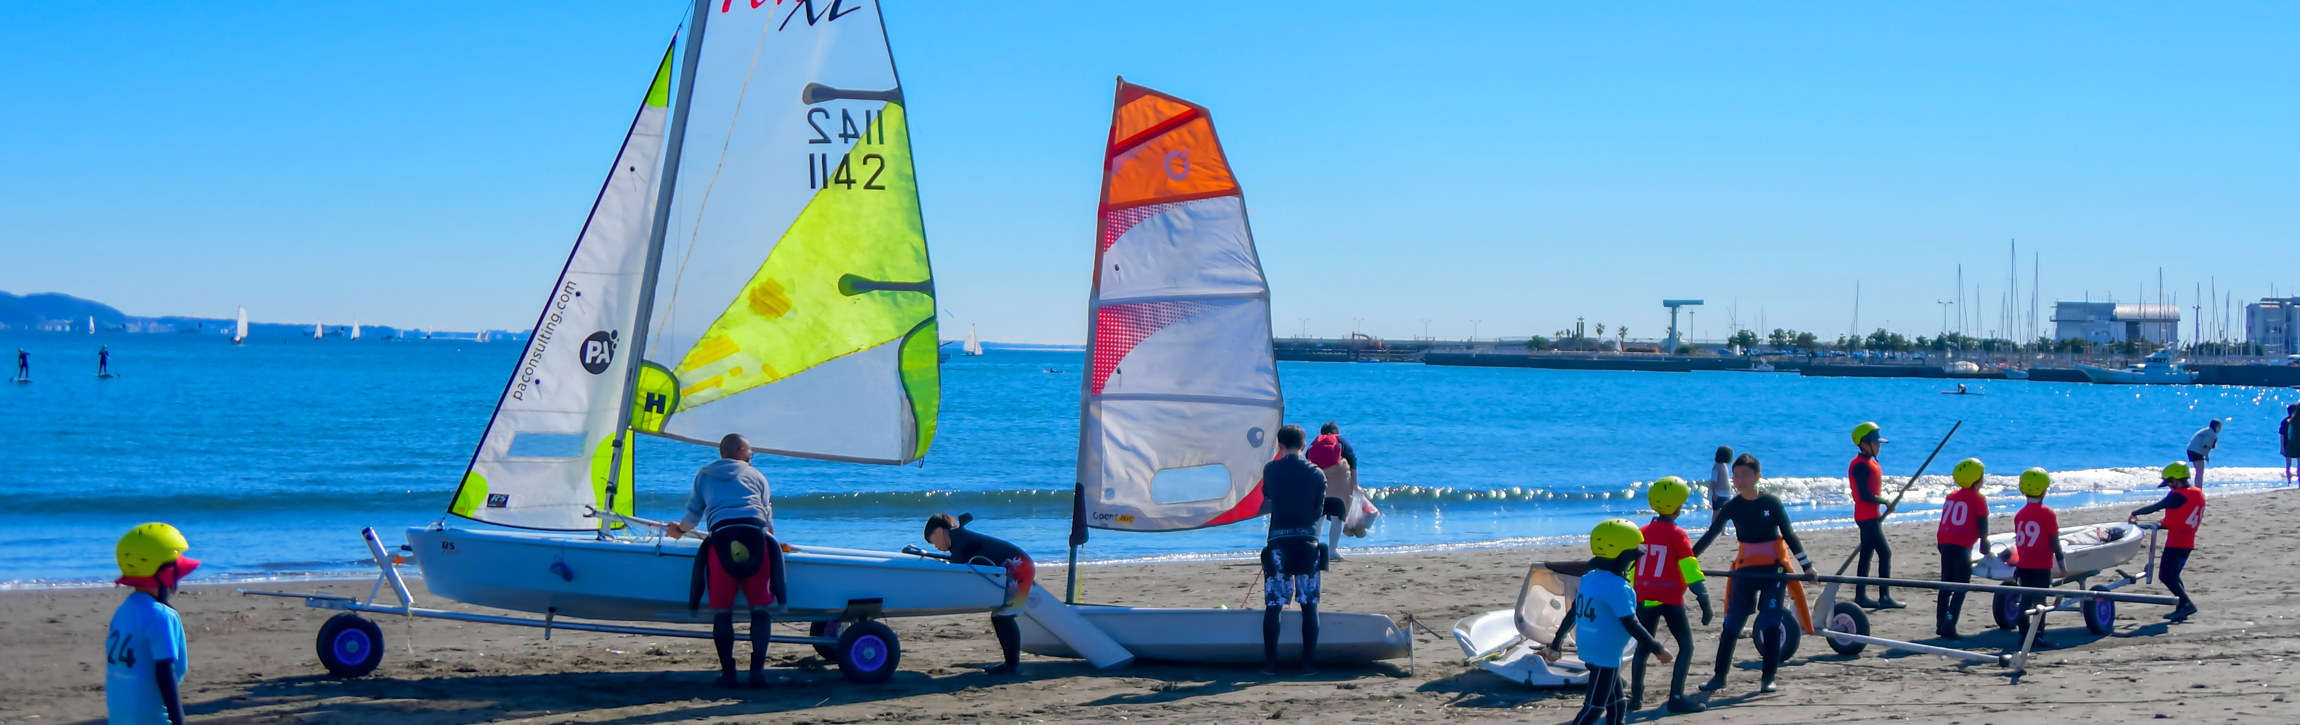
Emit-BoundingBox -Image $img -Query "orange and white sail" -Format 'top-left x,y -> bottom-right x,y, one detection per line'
1074,80 -> 1281,534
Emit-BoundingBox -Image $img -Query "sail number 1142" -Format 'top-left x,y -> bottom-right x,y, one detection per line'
807,107 -> 888,191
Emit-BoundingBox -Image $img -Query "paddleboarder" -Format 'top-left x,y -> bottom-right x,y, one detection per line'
14,348 -> 26,380
1693,453 -> 1814,695
107,523 -> 200,725
924,513 -> 1036,674
1934,458 -> 1990,640
1629,477 -> 1711,714
1307,422 -> 1358,560
2128,462 -> 2204,621
1847,422 -> 1904,609
1543,519 -> 1674,725
2010,468 -> 2067,647
1260,424 -> 1327,676
664,433 -> 776,689
98,345 -> 111,376
2186,419 -> 2220,486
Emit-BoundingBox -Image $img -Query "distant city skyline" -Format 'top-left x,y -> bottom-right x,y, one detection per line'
4,2 -> 2294,344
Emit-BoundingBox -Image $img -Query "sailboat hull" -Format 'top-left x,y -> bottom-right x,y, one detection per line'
1016,605 -> 1410,663
408,527 -> 1010,623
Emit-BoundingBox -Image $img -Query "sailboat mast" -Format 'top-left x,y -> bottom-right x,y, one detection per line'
602,0 -> 711,519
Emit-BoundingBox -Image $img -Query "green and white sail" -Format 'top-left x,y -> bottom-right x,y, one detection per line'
448,43 -> 677,530
634,0 -> 938,465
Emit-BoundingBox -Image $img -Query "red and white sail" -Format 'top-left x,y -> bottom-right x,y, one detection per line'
1075,80 -> 1282,533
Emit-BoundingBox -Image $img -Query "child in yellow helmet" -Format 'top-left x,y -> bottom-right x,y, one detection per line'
2009,469 -> 2067,647
1545,519 -> 1674,725
1934,458 -> 1990,639
2128,461 -> 2204,621
107,523 -> 200,725
1629,477 -> 1711,714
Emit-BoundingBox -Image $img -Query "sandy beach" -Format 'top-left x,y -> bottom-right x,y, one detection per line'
7,488 -> 2298,725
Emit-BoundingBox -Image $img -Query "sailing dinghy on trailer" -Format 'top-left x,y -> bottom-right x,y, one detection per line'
1019,80 -> 1410,664
246,0 -> 1126,683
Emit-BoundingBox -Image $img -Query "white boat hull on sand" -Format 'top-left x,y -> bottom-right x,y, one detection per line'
1971,522 -> 2148,581
1451,609 -> 1591,687
1017,605 -> 1410,663
409,527 -> 1009,623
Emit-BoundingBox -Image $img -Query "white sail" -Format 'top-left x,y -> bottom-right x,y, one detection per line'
963,325 -> 982,356
1075,81 -> 1282,533
634,0 -> 939,466
313,322 -> 323,338
234,308 -> 247,342
89,316 -> 95,334
445,43 -> 677,530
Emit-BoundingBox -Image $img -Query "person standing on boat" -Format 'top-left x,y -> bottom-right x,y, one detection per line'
1629,477 -> 1709,714
107,523 -> 200,725
1307,422 -> 1357,560
1545,519 -> 1673,725
1260,424 -> 1327,676
1707,446 -> 1734,513
1846,422 -> 1904,609
923,514 -> 1035,674
1934,458 -> 1990,640
1693,453 -> 1813,695
98,345 -> 111,376
2010,469 -> 2067,647
2128,462 -> 2204,621
2186,419 -> 2220,486
664,433 -> 776,689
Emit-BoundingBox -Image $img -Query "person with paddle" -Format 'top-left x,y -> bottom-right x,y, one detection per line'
15,348 -> 27,380
2128,461 -> 2204,622
664,433 -> 776,689
1847,422 -> 1905,610
1934,458 -> 1991,640
1693,453 -> 1813,695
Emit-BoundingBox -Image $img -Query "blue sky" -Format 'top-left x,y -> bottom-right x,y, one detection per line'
3,2 -> 2293,343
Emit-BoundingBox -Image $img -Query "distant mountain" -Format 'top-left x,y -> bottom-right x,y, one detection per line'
0,291 -> 127,328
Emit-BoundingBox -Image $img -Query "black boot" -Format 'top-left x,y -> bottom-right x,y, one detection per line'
711,612 -> 738,688
1874,586 -> 1906,609
748,608 -> 770,689
985,615 -> 1021,675
1852,584 -> 1879,609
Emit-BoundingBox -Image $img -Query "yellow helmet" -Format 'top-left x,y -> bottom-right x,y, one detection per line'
2018,468 -> 2052,498
2161,461 -> 2191,481
1647,476 -> 1693,515
1590,518 -> 1645,559
1951,458 -> 1985,488
116,523 -> 198,586
1852,422 -> 1885,446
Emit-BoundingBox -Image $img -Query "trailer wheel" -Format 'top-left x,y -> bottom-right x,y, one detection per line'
2083,586 -> 2116,634
833,620 -> 900,684
1781,619 -> 1802,660
1826,602 -> 1869,657
316,613 -> 384,678
808,621 -> 845,661
1990,591 -> 2020,630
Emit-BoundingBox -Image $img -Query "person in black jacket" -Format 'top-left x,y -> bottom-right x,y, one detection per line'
1261,424 -> 1327,676
926,513 -> 1036,675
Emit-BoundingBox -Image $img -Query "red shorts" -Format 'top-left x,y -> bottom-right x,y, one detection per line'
706,545 -> 773,610
999,556 -> 1036,614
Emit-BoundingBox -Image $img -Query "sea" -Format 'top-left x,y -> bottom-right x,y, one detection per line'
4,329 -> 2295,587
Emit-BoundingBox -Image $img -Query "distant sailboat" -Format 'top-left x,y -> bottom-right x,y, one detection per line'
350,321 -> 361,340
962,324 -> 984,356
233,308 -> 248,345
313,322 -> 324,338
88,315 -> 96,334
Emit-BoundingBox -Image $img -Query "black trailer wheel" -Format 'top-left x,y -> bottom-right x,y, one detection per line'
2084,586 -> 2117,634
1990,591 -> 2020,630
1782,619 -> 1802,660
316,613 -> 385,678
1826,602 -> 1870,656
808,620 -> 845,661
833,620 -> 900,684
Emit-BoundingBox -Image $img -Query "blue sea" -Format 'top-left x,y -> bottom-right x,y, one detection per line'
4,330 -> 2295,586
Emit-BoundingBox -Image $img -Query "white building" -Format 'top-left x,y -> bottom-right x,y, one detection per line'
2052,302 -> 2180,345
2247,298 -> 2298,356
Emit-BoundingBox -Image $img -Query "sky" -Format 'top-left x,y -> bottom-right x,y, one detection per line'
3,2 -> 2294,344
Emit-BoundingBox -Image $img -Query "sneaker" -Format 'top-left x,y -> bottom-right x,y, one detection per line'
1935,626 -> 1963,641
1260,663 -> 1281,676
1666,696 -> 1708,713
1874,596 -> 1908,610
1852,596 -> 1882,610
2166,604 -> 2198,622
713,672 -> 740,689
1698,674 -> 1727,692
1759,676 -> 1777,693
1301,664 -> 1321,677
748,670 -> 769,689
1627,688 -> 1644,711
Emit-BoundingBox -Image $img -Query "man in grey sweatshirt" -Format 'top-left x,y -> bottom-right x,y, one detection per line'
666,434 -> 776,688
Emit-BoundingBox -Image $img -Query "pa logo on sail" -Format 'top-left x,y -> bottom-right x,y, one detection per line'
581,331 -> 618,375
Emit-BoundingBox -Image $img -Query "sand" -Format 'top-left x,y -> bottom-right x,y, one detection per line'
7,488 -> 2299,724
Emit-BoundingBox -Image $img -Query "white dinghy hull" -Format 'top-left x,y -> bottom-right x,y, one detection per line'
1016,606 -> 1409,664
1451,609 -> 1592,687
1972,522 -> 2149,580
410,527 -> 1010,624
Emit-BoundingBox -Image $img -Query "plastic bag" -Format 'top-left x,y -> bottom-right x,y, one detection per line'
1343,490 -> 1380,537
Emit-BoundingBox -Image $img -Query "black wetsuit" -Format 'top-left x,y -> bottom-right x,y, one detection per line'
946,526 -> 1031,670
1692,494 -> 1806,686
1261,453 -> 1327,670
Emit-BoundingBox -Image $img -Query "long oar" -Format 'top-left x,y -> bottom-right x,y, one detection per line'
1833,420 -> 1962,576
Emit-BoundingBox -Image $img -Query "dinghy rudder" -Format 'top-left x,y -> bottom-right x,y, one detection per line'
1022,584 -> 1133,669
